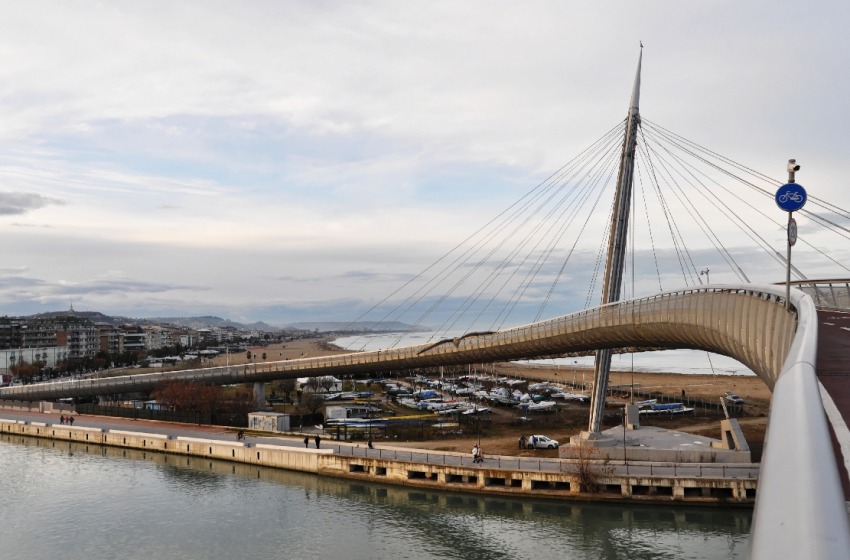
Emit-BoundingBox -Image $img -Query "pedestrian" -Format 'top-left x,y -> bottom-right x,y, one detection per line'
69,416 -> 74,426
59,415 -> 65,425
518,434 -> 526,449
367,438 -> 373,449
303,436 -> 309,448
681,388 -> 686,402
472,444 -> 479,463
315,435 -> 321,449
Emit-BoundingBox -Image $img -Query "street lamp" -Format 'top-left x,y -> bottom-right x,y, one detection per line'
700,268 -> 710,285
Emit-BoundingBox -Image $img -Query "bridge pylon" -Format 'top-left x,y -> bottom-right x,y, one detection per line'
584,47 -> 642,439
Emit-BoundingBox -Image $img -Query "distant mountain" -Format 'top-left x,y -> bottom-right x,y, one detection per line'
28,310 -> 135,326
286,321 -> 423,333
149,316 -> 281,331
25,310 -> 281,332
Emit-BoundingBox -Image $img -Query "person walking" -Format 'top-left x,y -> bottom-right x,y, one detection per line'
314,435 -> 321,449
518,434 -> 526,449
472,444 -> 480,464
303,436 -> 309,448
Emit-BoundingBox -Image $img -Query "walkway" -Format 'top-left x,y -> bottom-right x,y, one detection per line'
0,408 -> 757,480
815,309 -> 850,502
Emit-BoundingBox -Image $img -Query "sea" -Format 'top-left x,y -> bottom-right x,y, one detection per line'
333,332 -> 755,377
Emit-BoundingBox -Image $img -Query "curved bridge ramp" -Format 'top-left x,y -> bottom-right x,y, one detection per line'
1,284 -> 849,558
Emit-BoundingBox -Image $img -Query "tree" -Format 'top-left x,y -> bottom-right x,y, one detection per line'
319,376 -> 336,394
10,359 -> 40,384
302,393 -> 324,422
153,380 -> 221,414
305,377 -> 320,394
274,378 -> 296,404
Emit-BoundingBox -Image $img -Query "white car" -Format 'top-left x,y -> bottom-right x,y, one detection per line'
528,435 -> 559,449
725,391 -> 745,405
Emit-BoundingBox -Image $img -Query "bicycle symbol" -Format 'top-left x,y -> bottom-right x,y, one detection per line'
778,191 -> 803,204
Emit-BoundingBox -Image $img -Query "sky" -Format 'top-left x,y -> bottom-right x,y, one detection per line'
1,1 -> 849,328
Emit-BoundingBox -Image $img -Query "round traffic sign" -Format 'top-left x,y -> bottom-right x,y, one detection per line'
788,217 -> 797,246
775,183 -> 807,212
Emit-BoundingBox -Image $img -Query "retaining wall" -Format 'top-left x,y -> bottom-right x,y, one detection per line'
0,418 -> 755,506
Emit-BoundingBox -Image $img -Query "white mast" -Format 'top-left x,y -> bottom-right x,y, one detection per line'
587,47 -> 643,434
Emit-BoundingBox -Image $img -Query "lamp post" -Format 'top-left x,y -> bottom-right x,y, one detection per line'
700,268 -> 710,285
623,408 -> 628,474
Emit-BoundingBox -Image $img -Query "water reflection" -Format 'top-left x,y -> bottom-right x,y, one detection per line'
0,434 -> 750,559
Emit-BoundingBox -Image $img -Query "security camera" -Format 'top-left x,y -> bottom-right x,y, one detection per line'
787,159 -> 801,173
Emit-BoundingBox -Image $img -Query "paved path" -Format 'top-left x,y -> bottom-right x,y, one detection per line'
815,309 -> 850,502
0,408 -> 758,480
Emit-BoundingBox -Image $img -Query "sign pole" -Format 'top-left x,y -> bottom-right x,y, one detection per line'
776,159 -> 804,309
786,210 -> 792,309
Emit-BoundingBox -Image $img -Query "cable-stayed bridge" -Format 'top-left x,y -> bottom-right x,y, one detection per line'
3,51 -> 850,558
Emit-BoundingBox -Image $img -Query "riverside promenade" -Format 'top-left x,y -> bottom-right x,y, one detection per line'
0,408 -> 757,506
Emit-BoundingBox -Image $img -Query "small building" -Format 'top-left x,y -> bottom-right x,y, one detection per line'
248,412 -> 290,433
326,405 -> 382,421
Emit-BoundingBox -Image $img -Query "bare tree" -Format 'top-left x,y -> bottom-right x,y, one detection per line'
566,442 -> 612,493
276,378 -> 296,403
319,376 -> 336,394
302,393 -> 324,422
304,377 -> 320,393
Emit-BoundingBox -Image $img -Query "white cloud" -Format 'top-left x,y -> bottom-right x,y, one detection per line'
0,1 -> 847,325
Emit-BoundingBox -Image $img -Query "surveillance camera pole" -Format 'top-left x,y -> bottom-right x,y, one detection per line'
779,159 -> 804,310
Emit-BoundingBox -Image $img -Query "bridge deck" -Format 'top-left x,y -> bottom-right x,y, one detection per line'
815,310 -> 850,503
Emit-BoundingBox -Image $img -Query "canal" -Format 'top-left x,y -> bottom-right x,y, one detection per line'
0,435 -> 751,559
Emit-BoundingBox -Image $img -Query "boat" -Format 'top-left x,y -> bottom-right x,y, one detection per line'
519,400 -> 557,412
639,403 -> 694,415
551,391 -> 590,403
462,406 -> 491,415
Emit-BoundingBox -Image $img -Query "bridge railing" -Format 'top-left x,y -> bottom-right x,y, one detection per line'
782,279 -> 850,310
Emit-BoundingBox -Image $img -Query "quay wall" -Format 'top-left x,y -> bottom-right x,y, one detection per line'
0,418 -> 755,506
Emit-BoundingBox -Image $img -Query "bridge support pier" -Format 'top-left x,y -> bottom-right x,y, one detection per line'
253,382 -> 266,410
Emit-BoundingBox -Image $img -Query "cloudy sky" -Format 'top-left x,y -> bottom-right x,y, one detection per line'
1,1 -> 848,327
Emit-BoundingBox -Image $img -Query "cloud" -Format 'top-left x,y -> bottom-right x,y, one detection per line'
0,192 -> 65,215
0,2 -> 848,327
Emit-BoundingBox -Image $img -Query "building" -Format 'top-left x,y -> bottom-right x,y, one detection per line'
0,346 -> 68,376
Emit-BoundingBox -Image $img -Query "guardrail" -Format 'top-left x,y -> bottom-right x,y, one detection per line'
783,279 -> 850,310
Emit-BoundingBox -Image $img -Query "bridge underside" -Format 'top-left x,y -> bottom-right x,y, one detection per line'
0,286 -> 795,400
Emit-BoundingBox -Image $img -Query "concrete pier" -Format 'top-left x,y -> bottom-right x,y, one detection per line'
0,417 -> 756,506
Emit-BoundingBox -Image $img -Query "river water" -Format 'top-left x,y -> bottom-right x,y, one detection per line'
0,435 -> 751,559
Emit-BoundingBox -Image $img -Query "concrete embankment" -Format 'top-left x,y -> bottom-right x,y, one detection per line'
0,418 -> 756,506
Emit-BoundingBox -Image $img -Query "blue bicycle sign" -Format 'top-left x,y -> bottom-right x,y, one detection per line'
775,183 -> 807,212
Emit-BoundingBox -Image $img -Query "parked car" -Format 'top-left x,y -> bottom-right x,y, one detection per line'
528,435 -> 559,449
724,391 -> 745,405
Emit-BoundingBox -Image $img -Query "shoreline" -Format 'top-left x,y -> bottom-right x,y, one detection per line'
0,412 -> 758,508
